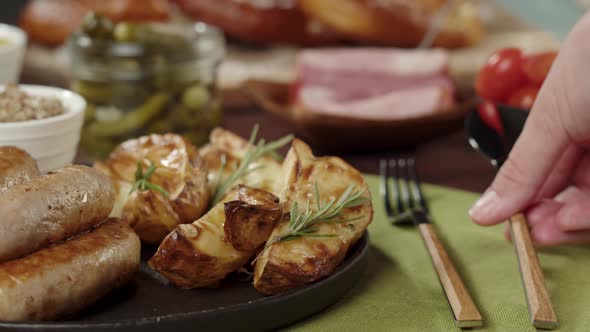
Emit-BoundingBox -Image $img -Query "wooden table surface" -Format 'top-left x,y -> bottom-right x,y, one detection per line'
222,107 -> 496,194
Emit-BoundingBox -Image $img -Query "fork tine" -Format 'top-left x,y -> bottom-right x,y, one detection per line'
389,159 -> 404,213
397,158 -> 413,210
379,159 -> 395,217
407,158 -> 428,213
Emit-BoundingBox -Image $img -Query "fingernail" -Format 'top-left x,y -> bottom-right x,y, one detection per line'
469,188 -> 500,223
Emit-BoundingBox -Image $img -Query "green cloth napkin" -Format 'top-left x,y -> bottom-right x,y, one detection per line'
287,175 -> 590,331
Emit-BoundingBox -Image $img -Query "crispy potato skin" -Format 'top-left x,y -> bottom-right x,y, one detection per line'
149,186 -> 281,288
254,139 -> 373,295
0,165 -> 115,262
0,146 -> 40,192
0,218 -> 140,321
99,134 -> 210,244
123,190 -> 183,244
200,128 -> 283,195
224,185 -> 282,252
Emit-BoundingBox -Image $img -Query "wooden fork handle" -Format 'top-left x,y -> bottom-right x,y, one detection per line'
418,223 -> 483,328
509,213 -> 558,329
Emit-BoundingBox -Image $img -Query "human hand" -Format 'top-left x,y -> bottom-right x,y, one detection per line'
469,13 -> 590,246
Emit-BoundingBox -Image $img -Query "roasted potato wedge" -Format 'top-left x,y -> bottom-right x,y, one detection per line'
97,134 -> 209,244
254,139 -> 373,295
149,185 -> 281,288
224,191 -> 282,252
199,128 -> 283,195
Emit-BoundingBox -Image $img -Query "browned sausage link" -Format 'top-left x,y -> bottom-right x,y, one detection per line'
0,218 -> 140,321
0,146 -> 40,192
0,165 -> 115,261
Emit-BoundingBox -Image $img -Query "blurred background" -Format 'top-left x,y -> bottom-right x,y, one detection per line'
0,0 -> 587,190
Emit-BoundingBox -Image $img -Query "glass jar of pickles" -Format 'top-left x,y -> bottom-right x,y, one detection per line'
68,14 -> 225,159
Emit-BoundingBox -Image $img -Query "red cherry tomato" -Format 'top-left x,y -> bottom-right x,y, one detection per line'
475,48 -> 526,102
522,51 -> 558,86
507,86 -> 539,110
477,101 -> 504,135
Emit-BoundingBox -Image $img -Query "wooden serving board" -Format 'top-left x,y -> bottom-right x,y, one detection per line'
21,1 -> 559,108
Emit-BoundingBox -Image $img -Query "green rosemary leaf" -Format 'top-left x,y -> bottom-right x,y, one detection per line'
129,160 -> 170,197
323,215 -> 365,223
134,161 -> 143,181
347,196 -> 370,208
300,233 -> 337,238
248,124 -> 259,145
275,183 -> 368,244
128,180 -> 141,195
144,181 -> 170,198
211,125 -> 293,205
295,227 -> 319,234
259,134 -> 294,155
279,234 -> 301,242
144,162 -> 157,179
289,201 -> 299,229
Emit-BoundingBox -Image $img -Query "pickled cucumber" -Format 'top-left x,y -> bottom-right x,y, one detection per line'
73,13 -> 224,160
72,81 -> 113,104
86,93 -> 171,137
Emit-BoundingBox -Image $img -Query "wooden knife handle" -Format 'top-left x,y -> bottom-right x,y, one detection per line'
418,223 -> 483,328
509,213 -> 558,329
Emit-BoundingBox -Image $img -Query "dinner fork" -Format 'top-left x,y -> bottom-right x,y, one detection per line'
380,158 -> 483,328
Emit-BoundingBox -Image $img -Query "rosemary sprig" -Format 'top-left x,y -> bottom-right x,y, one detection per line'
211,124 -> 293,204
277,183 -> 369,242
252,183 -> 369,265
129,161 -> 170,197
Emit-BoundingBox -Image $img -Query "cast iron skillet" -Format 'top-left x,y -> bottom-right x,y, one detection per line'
0,233 -> 369,332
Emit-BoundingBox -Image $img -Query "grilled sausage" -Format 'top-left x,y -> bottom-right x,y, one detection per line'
0,146 -> 40,192
0,218 -> 140,321
0,165 -> 115,261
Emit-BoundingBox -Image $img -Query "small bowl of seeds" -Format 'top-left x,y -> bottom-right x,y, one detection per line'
0,84 -> 85,172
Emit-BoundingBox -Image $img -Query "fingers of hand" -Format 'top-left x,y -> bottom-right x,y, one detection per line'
554,186 -> 590,231
530,217 -> 590,246
504,200 -> 562,242
470,16 -> 590,226
503,191 -> 590,246
534,145 -> 581,201
469,108 -> 570,226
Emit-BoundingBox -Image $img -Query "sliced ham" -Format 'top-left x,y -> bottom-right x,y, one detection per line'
297,48 -> 450,78
292,48 -> 455,120
298,84 -> 454,120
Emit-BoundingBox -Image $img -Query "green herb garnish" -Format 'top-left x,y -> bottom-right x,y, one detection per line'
129,161 -> 170,197
252,183 -> 368,264
211,124 -> 293,204
277,183 -> 368,242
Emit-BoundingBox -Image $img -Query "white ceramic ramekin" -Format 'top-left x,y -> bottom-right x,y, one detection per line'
0,85 -> 86,172
0,24 -> 26,84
